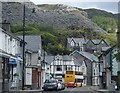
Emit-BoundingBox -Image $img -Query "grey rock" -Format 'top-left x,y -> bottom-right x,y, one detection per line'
2,2 -> 107,34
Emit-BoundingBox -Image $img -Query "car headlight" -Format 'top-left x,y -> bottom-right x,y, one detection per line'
55,84 -> 58,87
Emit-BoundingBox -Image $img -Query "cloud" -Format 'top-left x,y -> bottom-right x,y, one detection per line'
31,1 -> 118,14
30,0 -> 119,4
1,0 -> 118,13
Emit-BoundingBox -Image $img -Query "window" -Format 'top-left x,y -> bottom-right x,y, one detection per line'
75,71 -> 83,75
45,79 -> 57,83
56,66 -> 62,71
71,41 -> 75,47
67,66 -> 72,71
75,79 -> 83,82
66,71 -> 73,74
94,69 -> 95,75
64,66 -> 67,71
82,67 -> 85,73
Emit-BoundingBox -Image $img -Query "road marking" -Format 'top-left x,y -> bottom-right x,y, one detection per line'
88,87 -> 98,93
69,87 -> 78,92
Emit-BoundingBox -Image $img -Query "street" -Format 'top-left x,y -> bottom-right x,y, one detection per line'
2,86 -> 98,93
62,86 -> 95,92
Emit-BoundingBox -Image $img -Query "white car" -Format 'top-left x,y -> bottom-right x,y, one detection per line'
111,80 -> 117,90
57,81 -> 62,90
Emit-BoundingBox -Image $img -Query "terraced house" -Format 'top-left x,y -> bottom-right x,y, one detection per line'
18,35 -> 42,89
70,50 -> 99,86
67,38 -> 109,54
0,23 -> 23,91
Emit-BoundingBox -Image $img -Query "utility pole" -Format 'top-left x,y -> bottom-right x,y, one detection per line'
22,3 -> 25,90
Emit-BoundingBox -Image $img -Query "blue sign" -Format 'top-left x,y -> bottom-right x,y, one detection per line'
9,59 -> 17,65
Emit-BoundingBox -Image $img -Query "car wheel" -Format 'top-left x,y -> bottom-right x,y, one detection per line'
55,87 -> 58,91
44,89 -> 47,91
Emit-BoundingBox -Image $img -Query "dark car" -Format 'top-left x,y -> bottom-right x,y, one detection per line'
42,79 -> 58,91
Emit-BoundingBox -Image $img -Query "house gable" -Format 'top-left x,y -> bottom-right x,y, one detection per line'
70,39 -> 76,47
99,39 -> 109,46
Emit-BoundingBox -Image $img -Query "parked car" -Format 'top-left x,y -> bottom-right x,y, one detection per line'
57,81 -> 62,90
42,79 -> 58,91
60,82 -> 65,90
111,80 -> 118,90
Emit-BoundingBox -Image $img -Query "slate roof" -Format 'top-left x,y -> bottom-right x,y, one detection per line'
67,38 -> 88,44
70,50 -> 98,62
73,60 -> 83,66
102,46 -> 111,52
18,35 -> 41,52
67,38 -> 108,45
92,39 -> 101,45
1,27 -> 22,41
44,55 -> 73,64
44,56 -> 54,65
62,55 -> 72,61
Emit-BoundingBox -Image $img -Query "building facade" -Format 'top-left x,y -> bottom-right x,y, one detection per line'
67,38 -> 109,55
99,46 -> 113,89
0,26 -> 23,91
18,35 -> 42,89
44,54 -> 87,85
70,50 -> 99,86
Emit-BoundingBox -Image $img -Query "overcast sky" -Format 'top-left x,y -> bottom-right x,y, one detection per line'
30,0 -> 119,14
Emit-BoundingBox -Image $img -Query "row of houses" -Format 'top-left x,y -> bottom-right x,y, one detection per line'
0,23 -> 44,91
0,23 -> 119,92
0,23 -> 23,92
67,37 -> 119,89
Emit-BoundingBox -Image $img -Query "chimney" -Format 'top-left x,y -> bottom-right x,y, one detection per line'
1,20 -> 11,32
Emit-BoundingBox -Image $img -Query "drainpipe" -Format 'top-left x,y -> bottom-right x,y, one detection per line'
91,61 -> 93,86
53,56 -> 55,78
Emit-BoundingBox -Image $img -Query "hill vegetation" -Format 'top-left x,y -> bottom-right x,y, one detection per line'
2,2 -> 117,54
84,9 -> 118,33
11,23 -> 117,55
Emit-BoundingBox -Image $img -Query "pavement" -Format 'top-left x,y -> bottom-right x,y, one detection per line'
90,86 -> 120,93
1,89 -> 43,93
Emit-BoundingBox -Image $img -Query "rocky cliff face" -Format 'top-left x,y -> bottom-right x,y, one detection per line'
2,2 -> 107,34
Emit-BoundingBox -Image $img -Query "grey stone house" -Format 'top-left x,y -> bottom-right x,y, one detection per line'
70,50 -> 99,86
84,39 -> 109,54
67,38 -> 109,55
98,46 -> 114,90
67,38 -> 87,51
18,35 -> 42,89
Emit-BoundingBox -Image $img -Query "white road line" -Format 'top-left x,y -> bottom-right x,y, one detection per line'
88,87 -> 97,93
70,87 -> 77,92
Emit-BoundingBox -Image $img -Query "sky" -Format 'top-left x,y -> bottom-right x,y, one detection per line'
30,0 -> 119,14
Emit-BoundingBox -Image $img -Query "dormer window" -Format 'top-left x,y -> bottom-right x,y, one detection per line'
101,40 -> 104,44
71,40 -> 75,47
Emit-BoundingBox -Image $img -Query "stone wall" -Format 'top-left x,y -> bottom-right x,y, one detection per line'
85,60 -> 92,85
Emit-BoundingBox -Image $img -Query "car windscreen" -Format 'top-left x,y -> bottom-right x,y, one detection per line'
45,80 -> 57,83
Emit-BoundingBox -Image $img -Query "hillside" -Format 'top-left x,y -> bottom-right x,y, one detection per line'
84,8 -> 118,19
84,9 -> 118,33
2,2 -> 106,34
2,2 -> 117,54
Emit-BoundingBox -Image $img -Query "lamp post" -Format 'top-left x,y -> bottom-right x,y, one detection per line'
22,3 -> 25,90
